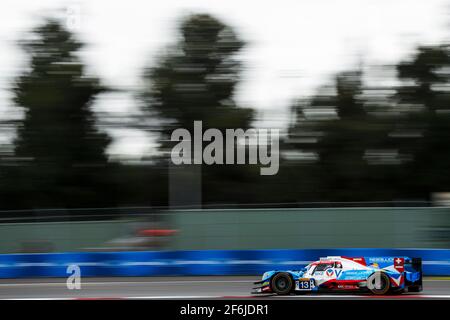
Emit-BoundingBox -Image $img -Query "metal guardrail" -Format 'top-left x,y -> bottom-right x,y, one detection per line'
0,201 -> 434,223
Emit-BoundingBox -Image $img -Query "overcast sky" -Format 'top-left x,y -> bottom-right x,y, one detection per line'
0,0 -> 449,158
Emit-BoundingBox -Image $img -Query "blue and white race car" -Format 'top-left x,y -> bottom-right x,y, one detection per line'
252,256 -> 422,295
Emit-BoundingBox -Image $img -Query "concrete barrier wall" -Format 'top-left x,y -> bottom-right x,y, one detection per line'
171,207 -> 450,249
0,207 -> 449,253
0,220 -> 136,253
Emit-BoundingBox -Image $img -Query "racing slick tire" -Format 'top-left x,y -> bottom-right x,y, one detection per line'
271,272 -> 294,295
367,272 -> 390,295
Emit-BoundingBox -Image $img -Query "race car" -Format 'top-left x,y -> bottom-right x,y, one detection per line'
252,256 -> 422,295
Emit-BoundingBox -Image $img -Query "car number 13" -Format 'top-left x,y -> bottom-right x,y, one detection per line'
296,279 -> 315,290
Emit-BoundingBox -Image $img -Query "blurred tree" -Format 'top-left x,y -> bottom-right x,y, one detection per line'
284,72 -> 369,201
394,45 -> 450,199
284,70 -> 405,202
10,19 -> 115,210
142,14 -> 256,205
315,71 -> 374,201
282,45 -> 450,204
143,14 -> 253,137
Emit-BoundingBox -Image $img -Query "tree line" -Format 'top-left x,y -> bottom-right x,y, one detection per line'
0,14 -> 450,215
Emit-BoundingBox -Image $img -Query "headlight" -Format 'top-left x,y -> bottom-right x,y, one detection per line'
262,272 -> 269,280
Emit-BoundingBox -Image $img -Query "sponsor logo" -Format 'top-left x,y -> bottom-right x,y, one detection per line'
370,257 -> 395,262
337,284 -> 358,289
394,257 -> 405,272
326,269 -> 334,277
340,270 -> 371,280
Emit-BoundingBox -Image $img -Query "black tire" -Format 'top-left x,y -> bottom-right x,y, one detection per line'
367,272 -> 390,295
271,272 -> 294,295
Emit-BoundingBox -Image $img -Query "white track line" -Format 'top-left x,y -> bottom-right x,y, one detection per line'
3,294 -> 450,300
0,280 -> 254,287
0,278 -> 446,288
274,294 -> 450,299
1,298 -> 73,300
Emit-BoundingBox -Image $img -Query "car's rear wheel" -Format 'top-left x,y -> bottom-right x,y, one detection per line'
271,272 -> 293,295
367,272 -> 390,295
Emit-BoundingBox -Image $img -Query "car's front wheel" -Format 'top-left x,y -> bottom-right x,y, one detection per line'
367,272 -> 390,295
271,272 -> 293,295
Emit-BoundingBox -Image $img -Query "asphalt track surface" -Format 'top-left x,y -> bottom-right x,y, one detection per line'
0,276 -> 449,300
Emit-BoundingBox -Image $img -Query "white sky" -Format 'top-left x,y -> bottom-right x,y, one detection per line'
0,0 -> 449,158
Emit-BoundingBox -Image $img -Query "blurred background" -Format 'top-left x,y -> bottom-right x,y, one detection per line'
0,0 -> 450,255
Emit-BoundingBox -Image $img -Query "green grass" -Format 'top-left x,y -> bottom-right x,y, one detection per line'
424,276 -> 450,280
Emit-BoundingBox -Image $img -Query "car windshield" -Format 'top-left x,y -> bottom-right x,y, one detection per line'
314,263 -> 334,272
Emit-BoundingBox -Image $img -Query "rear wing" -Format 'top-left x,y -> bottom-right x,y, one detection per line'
407,257 -> 422,272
